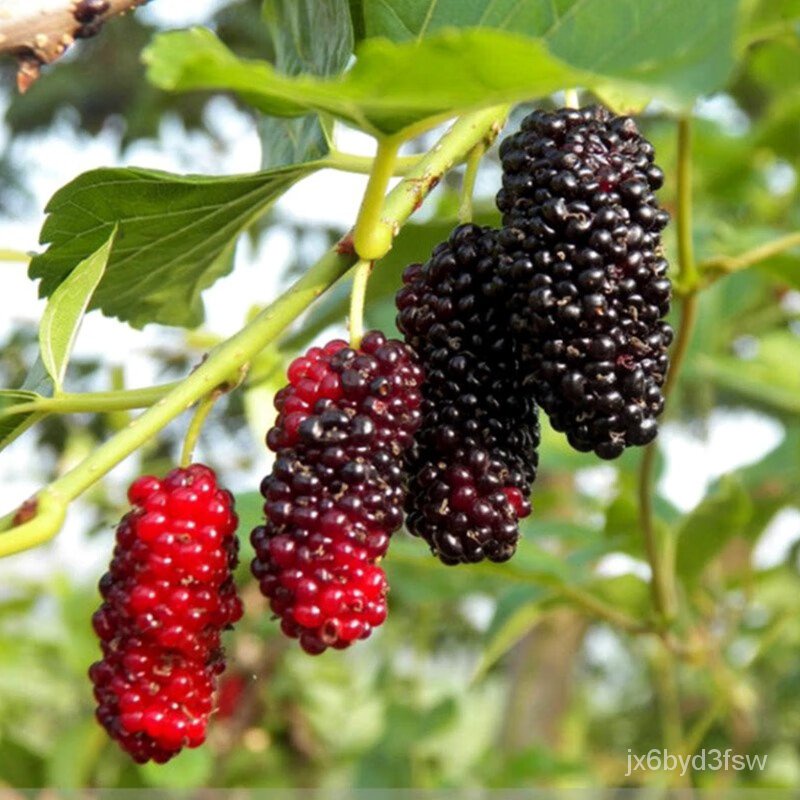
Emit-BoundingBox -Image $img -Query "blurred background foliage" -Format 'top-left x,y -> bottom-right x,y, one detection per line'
1,0 -> 800,790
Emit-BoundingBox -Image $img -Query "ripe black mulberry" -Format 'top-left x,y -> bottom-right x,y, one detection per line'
396,224 -> 540,564
497,105 -> 672,459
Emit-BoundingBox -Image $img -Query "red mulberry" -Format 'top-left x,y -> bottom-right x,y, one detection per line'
89,464 -> 242,763
251,332 -> 423,654
396,224 -> 540,564
497,105 -> 672,459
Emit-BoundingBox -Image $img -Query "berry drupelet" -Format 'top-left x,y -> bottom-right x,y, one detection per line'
251,332 -> 423,654
396,224 -> 540,565
89,464 -> 242,763
497,105 -> 673,459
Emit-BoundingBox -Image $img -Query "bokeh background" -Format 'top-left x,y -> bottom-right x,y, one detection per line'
0,0 -> 799,789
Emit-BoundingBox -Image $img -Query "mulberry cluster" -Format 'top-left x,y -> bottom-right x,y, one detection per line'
251,331 -> 423,654
396,224 -> 540,564
89,464 -> 242,763
497,105 -> 672,458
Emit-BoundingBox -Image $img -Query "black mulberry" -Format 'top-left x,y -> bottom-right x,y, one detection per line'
396,224 -> 540,564
497,105 -> 673,459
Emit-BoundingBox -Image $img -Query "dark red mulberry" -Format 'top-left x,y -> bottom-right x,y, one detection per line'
396,224 -> 540,564
497,105 -> 673,459
251,332 -> 423,654
89,464 -> 242,763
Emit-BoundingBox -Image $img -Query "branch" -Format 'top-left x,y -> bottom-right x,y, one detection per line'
0,105 -> 509,557
0,0 -> 150,92
697,230 -> 800,285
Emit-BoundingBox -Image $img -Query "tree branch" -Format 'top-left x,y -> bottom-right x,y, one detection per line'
0,0 -> 150,92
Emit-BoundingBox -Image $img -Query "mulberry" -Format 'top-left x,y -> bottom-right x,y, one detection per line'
89,464 -> 242,763
497,105 -> 673,459
396,224 -> 540,564
251,332 -> 423,654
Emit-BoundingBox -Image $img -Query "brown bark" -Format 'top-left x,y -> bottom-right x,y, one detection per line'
0,0 -> 150,92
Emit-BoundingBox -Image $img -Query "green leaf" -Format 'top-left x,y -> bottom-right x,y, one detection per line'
543,0 -> 738,104
0,390 -> 44,452
38,229 -> 114,391
30,165 -> 317,329
262,0 -> 353,74
694,332 -> 800,415
259,0 -> 352,167
675,474 -> 754,584
361,0 -> 557,40
473,585 -> 549,681
360,0 -> 738,107
144,27 -> 587,137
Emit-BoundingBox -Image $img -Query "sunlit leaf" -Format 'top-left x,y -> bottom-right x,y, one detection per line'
38,229 -> 114,391
30,165 -> 317,329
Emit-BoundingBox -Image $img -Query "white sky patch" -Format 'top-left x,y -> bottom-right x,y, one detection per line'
139,0 -> 237,28
574,465 -> 617,502
752,508 -> 800,569
658,410 -> 785,511
594,553 -> 651,581
459,594 -> 496,633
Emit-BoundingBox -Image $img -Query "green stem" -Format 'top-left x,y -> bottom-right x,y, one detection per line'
457,142 -> 485,224
325,151 -> 422,176
557,584 -> 649,634
180,390 -> 221,467
0,491 -> 67,558
663,291 -> 698,399
352,134 -> 404,261
0,106 -> 509,554
698,230 -> 800,283
0,382 -> 181,420
676,117 -> 697,290
638,116 -> 697,628
0,249 -> 31,263
638,445 -> 674,625
652,645 -> 685,768
348,259 -> 373,349
563,88 -> 580,109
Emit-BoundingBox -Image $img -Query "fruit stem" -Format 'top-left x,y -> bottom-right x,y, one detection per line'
348,259 -> 373,349
563,88 -> 580,109
457,142 -> 486,225
0,105 -> 510,556
352,133 -> 403,261
180,389 -> 222,467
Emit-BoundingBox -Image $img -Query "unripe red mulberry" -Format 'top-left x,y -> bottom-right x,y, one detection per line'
497,105 -> 672,459
89,464 -> 242,763
396,224 -> 540,564
251,331 -> 423,654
